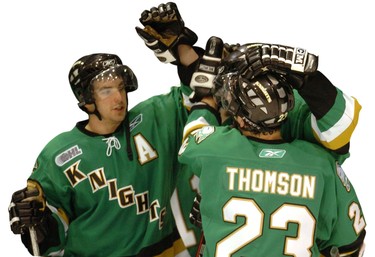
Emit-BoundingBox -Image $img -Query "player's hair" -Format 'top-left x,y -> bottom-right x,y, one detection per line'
68,53 -> 138,108
214,72 -> 294,133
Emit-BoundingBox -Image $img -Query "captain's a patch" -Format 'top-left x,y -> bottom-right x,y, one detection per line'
193,126 -> 215,144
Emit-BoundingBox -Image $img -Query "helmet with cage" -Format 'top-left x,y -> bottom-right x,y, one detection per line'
68,53 -> 138,108
214,72 -> 294,132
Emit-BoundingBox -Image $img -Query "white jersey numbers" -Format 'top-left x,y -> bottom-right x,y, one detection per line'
215,198 -> 315,257
349,202 -> 366,235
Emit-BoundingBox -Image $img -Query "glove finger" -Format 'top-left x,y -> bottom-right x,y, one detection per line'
189,212 -> 202,228
166,2 -> 182,24
10,220 -> 23,234
223,43 -> 241,55
18,215 -> 43,226
305,53 -> 318,73
192,199 -> 200,211
16,201 -> 43,214
140,10 -> 151,24
157,3 -> 169,21
12,187 -> 39,203
150,7 -> 160,21
135,27 -> 157,43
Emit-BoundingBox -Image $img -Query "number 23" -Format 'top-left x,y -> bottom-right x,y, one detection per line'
216,197 -> 365,257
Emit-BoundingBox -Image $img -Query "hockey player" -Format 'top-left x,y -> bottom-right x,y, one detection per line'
8,54 -> 192,256
135,2 -> 362,255
178,71 -> 366,257
8,3 -> 361,257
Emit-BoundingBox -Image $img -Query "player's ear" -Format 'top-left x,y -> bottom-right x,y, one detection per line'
84,103 -> 96,113
236,116 -> 246,128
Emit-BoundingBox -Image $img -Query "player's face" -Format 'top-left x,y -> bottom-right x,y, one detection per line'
92,77 -> 128,125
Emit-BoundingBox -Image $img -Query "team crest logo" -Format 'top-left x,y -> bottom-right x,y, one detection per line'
194,126 -> 215,144
259,149 -> 286,158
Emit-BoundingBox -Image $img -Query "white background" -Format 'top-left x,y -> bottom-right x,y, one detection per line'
1,0 -> 373,256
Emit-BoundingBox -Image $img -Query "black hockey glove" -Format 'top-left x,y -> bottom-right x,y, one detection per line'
221,43 -> 318,89
9,181 -> 46,235
189,193 -> 202,229
9,180 -> 59,254
136,2 -> 198,65
189,36 -> 224,103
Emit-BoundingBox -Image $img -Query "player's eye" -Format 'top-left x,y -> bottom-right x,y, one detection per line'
96,87 -> 115,98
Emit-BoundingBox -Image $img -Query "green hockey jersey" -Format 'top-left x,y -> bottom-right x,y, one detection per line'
29,86 -> 190,257
175,87 -> 362,257
178,124 -> 366,257
25,82 -> 360,256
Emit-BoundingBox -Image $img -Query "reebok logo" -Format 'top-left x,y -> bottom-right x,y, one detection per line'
259,149 -> 286,158
130,114 -> 143,131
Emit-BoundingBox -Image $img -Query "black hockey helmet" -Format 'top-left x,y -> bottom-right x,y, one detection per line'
214,72 -> 294,132
68,53 -> 138,107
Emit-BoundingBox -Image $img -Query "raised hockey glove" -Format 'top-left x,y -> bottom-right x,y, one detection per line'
221,43 -> 318,89
189,36 -> 224,103
136,2 -> 198,65
189,193 -> 202,229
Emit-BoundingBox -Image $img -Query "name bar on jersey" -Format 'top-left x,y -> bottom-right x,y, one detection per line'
226,167 -> 316,199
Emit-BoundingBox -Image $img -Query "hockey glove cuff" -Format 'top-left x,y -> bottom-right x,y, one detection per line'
189,36 -> 223,103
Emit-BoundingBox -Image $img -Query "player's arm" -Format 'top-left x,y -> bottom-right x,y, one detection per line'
136,2 -> 215,100
220,43 -> 361,155
181,37 -> 224,141
187,40 -> 353,141
293,71 -> 361,154
320,232 -> 366,257
318,163 -> 366,257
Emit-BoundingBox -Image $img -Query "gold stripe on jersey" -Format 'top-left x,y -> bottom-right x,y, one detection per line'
182,116 -> 210,142
311,95 -> 361,150
134,228 -> 188,257
154,237 -> 187,257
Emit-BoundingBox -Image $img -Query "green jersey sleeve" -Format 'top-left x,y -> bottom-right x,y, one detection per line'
282,82 -> 361,155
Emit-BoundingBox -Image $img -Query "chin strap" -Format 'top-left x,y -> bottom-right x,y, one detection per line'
124,113 -> 133,161
80,96 -> 133,160
124,94 -> 133,161
79,102 -> 102,120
